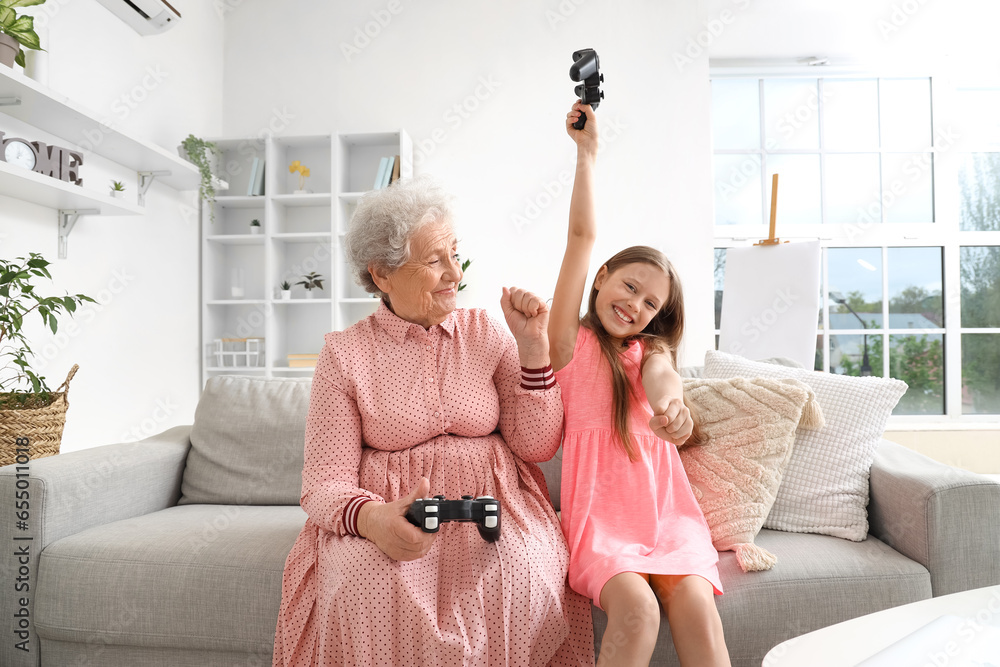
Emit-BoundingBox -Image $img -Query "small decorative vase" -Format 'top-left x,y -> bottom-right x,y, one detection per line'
110,190 -> 124,199
305,290 -> 314,299
280,290 -> 291,300
250,227 -> 261,235
231,268 -> 245,299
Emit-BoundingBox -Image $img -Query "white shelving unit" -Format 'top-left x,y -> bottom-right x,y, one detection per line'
201,131 -> 412,383
0,68 -> 218,257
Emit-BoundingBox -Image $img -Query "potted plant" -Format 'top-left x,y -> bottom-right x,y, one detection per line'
289,161 -> 311,194
0,252 -> 94,465
179,134 -> 219,223
296,272 -> 324,299
0,0 -> 46,70
250,218 -> 262,235
109,180 -> 126,199
279,281 -> 291,300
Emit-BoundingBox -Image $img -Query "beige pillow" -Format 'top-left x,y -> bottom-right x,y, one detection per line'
679,377 -> 824,572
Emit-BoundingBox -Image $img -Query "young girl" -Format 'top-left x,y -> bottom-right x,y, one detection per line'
550,102 -> 731,667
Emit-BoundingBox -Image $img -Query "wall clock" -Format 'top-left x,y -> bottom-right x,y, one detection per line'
0,131 -> 84,186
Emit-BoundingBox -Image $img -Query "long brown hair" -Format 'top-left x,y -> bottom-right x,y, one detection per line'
581,246 -> 705,461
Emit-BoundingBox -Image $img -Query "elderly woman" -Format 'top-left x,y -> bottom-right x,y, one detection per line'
273,177 -> 594,666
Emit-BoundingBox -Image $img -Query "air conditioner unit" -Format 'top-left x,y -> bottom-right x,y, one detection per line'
94,0 -> 182,35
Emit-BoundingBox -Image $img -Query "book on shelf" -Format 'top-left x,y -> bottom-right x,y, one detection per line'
373,157 -> 389,190
253,160 -> 266,195
246,157 -> 260,196
390,154 -> 400,185
287,353 -> 320,368
380,156 -> 395,188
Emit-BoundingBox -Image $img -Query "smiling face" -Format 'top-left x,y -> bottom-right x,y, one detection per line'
592,261 -> 671,343
370,221 -> 463,328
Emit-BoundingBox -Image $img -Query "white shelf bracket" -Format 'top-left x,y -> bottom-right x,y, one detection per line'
137,170 -> 172,206
0,96 -> 21,107
57,209 -> 99,259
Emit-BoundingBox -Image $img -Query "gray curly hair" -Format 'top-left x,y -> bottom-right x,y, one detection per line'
345,175 -> 455,297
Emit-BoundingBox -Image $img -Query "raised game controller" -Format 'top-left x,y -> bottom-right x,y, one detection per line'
406,495 -> 501,542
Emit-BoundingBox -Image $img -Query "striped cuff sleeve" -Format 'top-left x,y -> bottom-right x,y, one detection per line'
343,495 -> 375,537
521,365 -> 555,390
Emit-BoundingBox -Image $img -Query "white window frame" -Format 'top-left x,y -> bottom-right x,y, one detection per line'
710,64 -> 1000,426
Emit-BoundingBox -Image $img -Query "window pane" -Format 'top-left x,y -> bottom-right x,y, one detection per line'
714,248 -> 726,329
954,88 -> 1000,149
823,79 -> 880,150
714,154 -> 762,225
830,333 -> 881,377
879,79 -> 932,151
962,334 -> 1000,414
814,333 -> 823,371
960,246 -> 1000,327
881,153 -> 934,223
959,153 -> 1000,231
889,334 -> 944,415
828,248 -> 883,329
766,154 -> 821,224
712,79 -> 760,150
824,153 -> 881,224
763,79 -> 819,150
888,247 -> 943,327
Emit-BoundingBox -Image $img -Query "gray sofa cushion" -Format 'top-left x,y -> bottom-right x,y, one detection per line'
180,375 -> 311,505
34,504 -> 307,654
593,529 -> 932,667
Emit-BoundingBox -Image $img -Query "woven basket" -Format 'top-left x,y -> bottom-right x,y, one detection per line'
0,364 -> 78,467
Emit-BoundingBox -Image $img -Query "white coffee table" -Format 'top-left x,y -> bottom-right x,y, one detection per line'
763,585 -> 1000,666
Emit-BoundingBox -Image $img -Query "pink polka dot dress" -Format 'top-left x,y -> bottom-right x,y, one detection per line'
273,302 -> 595,666
555,326 -> 723,609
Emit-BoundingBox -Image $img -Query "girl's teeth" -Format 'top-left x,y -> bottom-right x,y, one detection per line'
614,306 -> 632,323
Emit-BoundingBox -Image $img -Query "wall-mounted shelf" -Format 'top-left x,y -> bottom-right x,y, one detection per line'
0,160 -> 143,215
0,68 -> 201,191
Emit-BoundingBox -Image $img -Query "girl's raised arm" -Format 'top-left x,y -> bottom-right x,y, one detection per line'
549,102 -> 599,371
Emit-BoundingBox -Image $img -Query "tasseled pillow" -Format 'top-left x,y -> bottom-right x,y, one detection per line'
679,377 -> 824,573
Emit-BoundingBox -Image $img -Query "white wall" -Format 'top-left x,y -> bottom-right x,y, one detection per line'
0,0 -> 224,452
221,0 -> 717,367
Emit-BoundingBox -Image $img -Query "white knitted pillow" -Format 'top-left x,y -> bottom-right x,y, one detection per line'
703,349 -> 907,541
680,377 -> 824,572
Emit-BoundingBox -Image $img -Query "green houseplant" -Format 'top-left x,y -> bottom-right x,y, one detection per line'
296,272 -> 324,298
0,0 -> 46,69
457,258 -> 471,292
180,134 -> 219,223
0,252 -> 94,465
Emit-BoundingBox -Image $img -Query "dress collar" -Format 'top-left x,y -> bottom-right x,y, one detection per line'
374,300 -> 456,343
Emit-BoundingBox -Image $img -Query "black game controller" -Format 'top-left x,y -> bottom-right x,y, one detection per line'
406,495 -> 501,542
569,48 -> 604,130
